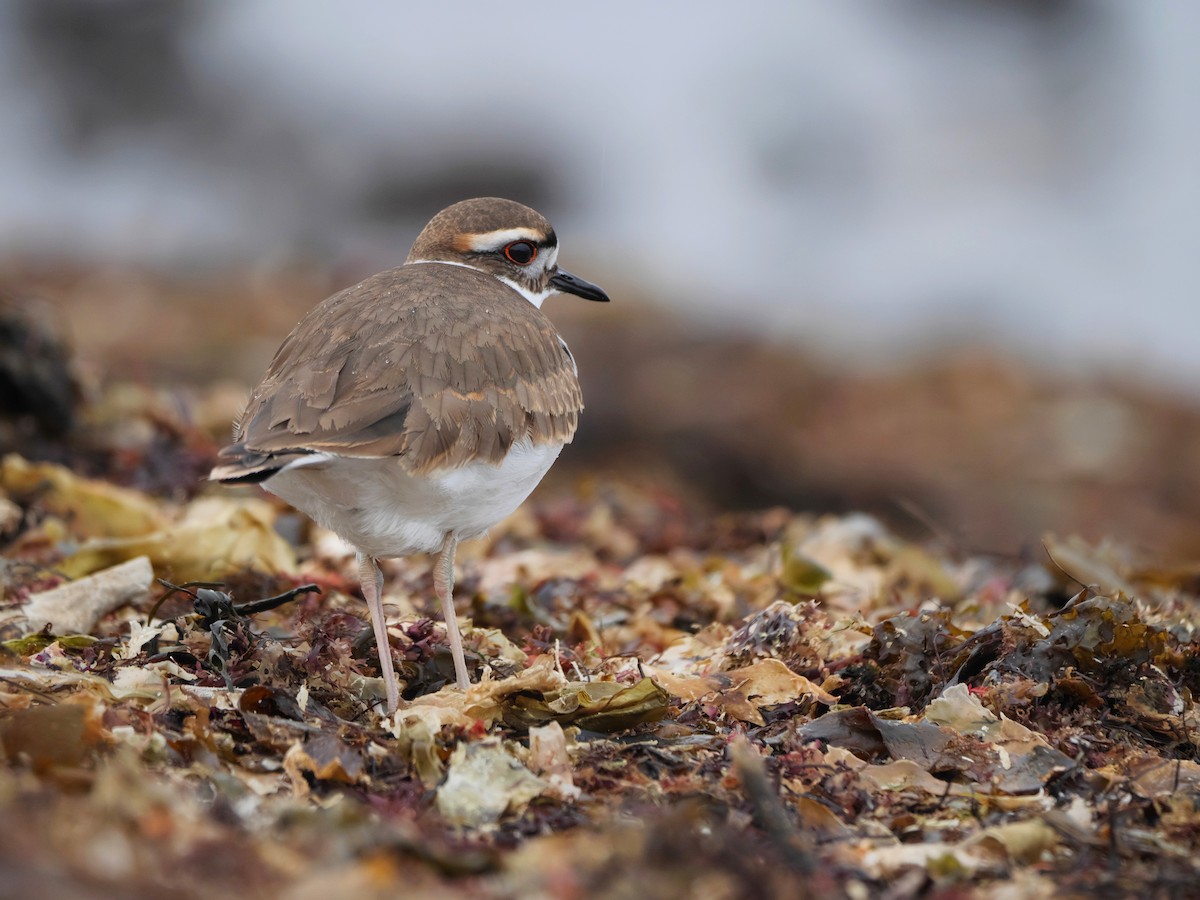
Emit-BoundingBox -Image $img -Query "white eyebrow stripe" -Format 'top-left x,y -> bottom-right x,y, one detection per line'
467,227 -> 547,251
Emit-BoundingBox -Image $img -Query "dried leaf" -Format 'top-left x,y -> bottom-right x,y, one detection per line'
527,721 -> 580,800
61,497 -> 297,581
796,707 -> 953,767
282,733 -> 365,796
503,677 -> 670,732
0,703 -> 98,772
779,544 -> 830,595
0,454 -> 166,538
925,684 -> 1073,793
21,556 -> 153,635
965,819 -> 1059,866
393,656 -> 567,734
435,738 -> 549,828
724,658 -> 836,706
3,633 -> 98,656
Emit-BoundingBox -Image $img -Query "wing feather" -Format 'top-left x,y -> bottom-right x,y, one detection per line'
227,263 -> 582,476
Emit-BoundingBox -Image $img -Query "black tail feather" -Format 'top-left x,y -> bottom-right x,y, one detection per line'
209,442 -> 312,484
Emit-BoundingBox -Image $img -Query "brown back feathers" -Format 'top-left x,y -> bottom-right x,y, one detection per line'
232,263 -> 582,476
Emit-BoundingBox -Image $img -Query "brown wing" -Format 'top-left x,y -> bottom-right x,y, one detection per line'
231,264 -> 582,476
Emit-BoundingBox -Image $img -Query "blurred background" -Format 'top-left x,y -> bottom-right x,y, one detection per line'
1,0 -> 1199,559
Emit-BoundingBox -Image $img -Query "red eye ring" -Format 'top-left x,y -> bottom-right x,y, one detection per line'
503,240 -> 538,265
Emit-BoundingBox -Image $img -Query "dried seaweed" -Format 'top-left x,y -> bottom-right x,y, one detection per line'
2,446 -> 1200,897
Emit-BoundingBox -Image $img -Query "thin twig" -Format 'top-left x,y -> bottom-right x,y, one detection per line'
729,736 -> 815,874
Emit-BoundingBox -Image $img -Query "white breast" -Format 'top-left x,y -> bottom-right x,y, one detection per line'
262,439 -> 564,559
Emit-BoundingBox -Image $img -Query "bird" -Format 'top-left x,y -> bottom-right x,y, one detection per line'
210,197 -> 609,714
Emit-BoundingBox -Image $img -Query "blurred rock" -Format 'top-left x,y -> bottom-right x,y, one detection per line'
0,293 -> 78,438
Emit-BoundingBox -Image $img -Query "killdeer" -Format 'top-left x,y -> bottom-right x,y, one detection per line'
210,198 -> 608,713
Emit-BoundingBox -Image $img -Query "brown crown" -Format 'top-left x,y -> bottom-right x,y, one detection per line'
406,198 -> 555,262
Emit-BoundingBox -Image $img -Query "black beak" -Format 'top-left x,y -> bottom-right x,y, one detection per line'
550,269 -> 610,302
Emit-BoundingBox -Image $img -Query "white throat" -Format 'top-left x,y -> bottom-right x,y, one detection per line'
408,259 -> 552,309
496,276 -> 552,309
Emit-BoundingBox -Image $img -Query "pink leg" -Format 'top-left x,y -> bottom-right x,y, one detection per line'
358,553 -> 399,713
433,532 -> 470,690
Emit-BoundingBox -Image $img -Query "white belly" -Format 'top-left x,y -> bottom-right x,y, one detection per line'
263,439 -> 564,559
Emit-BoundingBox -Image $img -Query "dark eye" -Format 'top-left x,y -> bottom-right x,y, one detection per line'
503,241 -> 537,265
